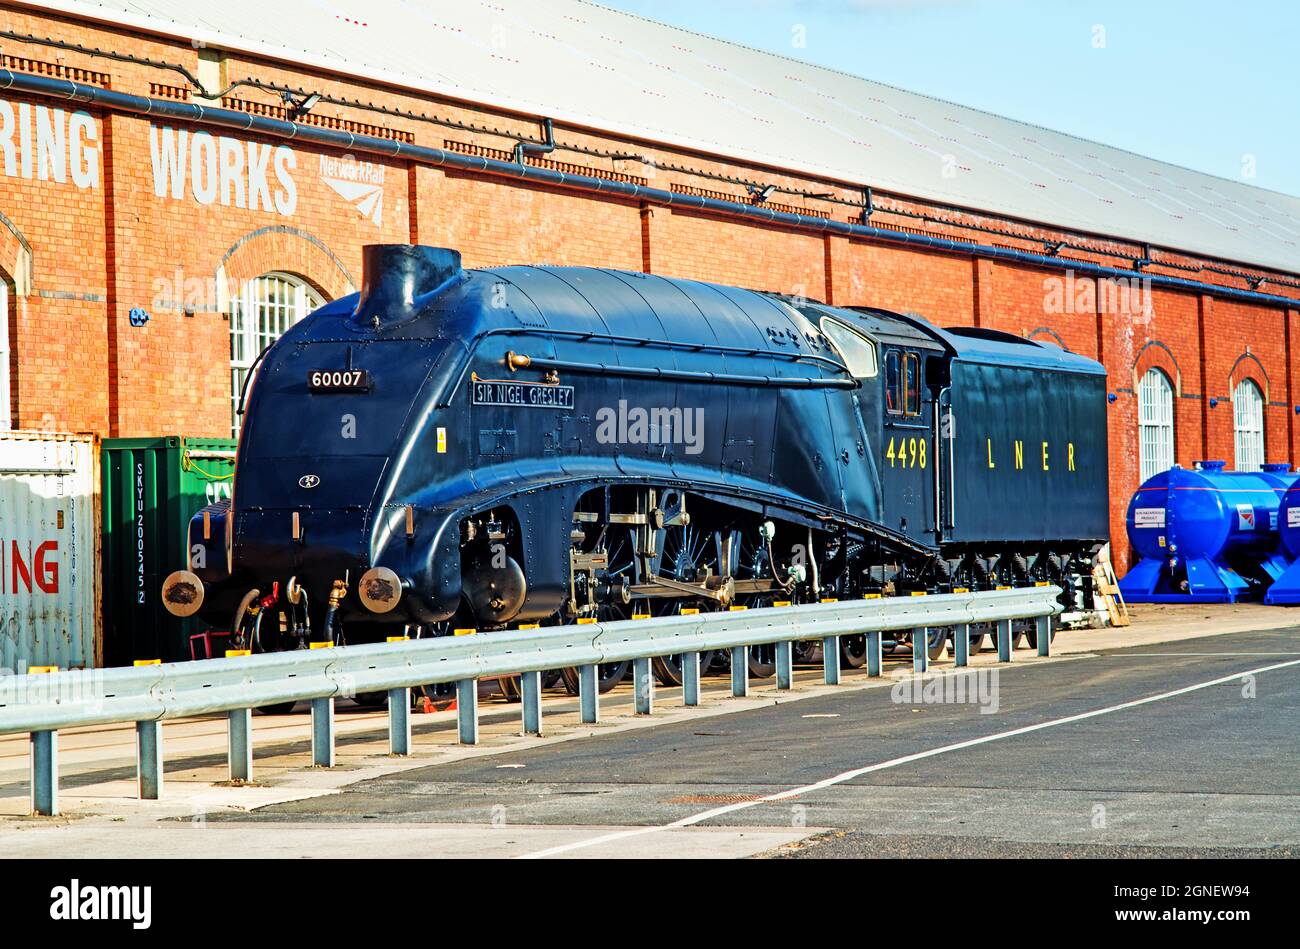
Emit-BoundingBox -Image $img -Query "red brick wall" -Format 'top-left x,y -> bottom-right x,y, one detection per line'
2,4 -> 1299,576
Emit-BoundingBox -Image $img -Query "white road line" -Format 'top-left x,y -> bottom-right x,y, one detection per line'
1104,652 -> 1300,657
517,656 -> 1300,859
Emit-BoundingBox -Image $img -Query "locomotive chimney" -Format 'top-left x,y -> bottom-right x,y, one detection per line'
352,244 -> 462,328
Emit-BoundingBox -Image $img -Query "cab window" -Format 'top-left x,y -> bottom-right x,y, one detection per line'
904,352 -> 921,416
885,350 -> 922,417
884,350 -> 902,414
820,319 -> 878,379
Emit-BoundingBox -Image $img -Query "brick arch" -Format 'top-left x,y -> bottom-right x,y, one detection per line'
1027,326 -> 1069,351
1227,352 -> 1269,402
0,208 -> 33,295
216,226 -> 356,308
1133,339 -> 1182,396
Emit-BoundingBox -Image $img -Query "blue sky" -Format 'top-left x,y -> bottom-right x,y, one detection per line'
595,0 -> 1299,197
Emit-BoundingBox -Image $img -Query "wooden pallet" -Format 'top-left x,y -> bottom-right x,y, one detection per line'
1092,546 -> 1131,627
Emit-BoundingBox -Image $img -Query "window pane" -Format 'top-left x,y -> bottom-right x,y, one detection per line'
1233,379 -> 1264,472
0,282 -> 10,430
884,351 -> 901,414
821,319 -> 878,379
904,353 -> 920,416
1137,368 -> 1174,482
230,274 -> 324,436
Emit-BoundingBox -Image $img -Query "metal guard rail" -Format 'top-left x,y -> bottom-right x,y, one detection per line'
0,587 -> 1061,815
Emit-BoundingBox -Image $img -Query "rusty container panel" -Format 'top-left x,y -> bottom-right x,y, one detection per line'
0,432 -> 99,671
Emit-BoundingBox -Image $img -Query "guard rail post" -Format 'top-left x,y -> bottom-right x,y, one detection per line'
457,678 -> 479,743
775,641 -> 793,690
682,652 -> 701,707
388,688 -> 411,755
229,709 -> 253,780
1036,615 -> 1052,657
634,657 -> 654,714
312,697 -> 335,767
731,646 -> 748,697
31,730 -> 57,816
954,623 -> 971,668
866,632 -> 882,677
578,665 -> 599,723
521,670 -> 542,735
912,628 -> 929,674
823,636 -> 840,685
136,720 -> 162,800
997,619 -> 1013,663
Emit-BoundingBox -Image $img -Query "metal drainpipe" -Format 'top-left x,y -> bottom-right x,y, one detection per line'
513,117 -> 555,165
5,68 -> 1298,312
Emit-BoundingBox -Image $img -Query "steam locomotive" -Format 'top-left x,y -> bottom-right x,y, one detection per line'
163,244 -> 1108,694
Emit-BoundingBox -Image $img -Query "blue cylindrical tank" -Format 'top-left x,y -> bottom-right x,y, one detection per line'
1276,481 -> 1300,560
1264,476 -> 1300,603
1122,461 -> 1297,602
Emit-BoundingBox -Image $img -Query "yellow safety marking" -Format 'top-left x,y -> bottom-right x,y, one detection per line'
518,623 -> 540,630
910,591 -> 928,597
996,585 -> 1011,591
1035,581 -> 1050,587
952,587 -> 970,594
774,601 -> 791,607
680,608 -> 700,615
436,427 -> 447,454
632,613 -> 650,620
863,593 -> 881,599
134,659 -> 162,666
28,666 -> 59,674
577,618 -> 597,625
729,605 -> 748,611
224,650 -> 251,659
386,636 -> 409,643
309,641 -> 335,649
821,597 -> 839,603
453,628 -> 477,636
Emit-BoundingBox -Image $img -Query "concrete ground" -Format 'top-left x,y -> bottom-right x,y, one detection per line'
1,603 -> 1298,858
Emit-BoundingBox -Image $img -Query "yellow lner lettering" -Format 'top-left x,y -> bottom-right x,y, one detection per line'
987,438 -> 995,469
1042,441 -> 1050,471
1068,442 -> 1076,472
1014,440 -> 1023,470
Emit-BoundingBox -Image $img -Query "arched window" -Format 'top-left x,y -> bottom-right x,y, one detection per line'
0,276 -> 12,431
230,273 -> 324,436
1137,367 -> 1174,482
1233,378 -> 1265,472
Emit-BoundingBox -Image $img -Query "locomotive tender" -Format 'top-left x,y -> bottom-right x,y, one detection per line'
164,244 -> 1108,687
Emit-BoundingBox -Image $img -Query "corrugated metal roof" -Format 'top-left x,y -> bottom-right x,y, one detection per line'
35,0 -> 1300,274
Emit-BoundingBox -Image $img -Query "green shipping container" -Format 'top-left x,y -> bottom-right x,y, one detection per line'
101,436 -> 237,665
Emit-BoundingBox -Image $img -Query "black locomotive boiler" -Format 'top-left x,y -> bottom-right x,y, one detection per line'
163,244 -> 1108,690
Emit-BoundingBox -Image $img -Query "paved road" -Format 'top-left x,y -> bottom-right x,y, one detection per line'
207,628 -> 1300,857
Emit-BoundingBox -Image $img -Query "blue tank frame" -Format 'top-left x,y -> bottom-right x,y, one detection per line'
1121,461 -> 1296,603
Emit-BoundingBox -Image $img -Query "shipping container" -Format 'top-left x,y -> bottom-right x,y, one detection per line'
101,436 -> 237,665
0,431 -> 100,671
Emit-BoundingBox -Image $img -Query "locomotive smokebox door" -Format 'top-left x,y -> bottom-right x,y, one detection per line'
881,347 -> 936,542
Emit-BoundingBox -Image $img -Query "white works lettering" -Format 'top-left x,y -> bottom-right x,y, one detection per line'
0,98 -> 100,188
149,123 -> 297,216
